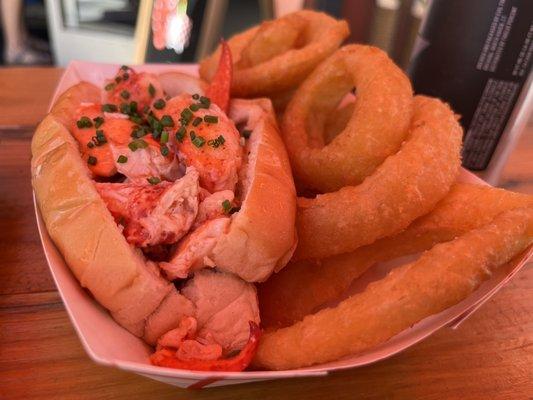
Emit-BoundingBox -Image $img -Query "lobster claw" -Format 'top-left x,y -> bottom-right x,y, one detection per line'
150,321 -> 261,372
205,40 -> 233,114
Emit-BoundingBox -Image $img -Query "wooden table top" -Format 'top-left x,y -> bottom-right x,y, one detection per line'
1,67 -> 531,400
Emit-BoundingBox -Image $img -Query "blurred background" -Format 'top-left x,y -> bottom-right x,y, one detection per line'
0,0 -> 428,68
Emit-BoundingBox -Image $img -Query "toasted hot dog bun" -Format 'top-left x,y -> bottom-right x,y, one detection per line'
213,98 -> 297,282
31,84 -> 173,335
32,80 -> 296,340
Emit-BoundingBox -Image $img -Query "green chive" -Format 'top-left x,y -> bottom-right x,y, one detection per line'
95,130 -> 106,144
180,108 -> 193,122
120,65 -> 129,71
199,96 -> 211,108
143,105 -> 150,114
192,135 -> 205,148
102,104 -> 118,113
160,145 -> 169,156
93,116 -> 104,128
117,155 -> 128,163
153,98 -> 166,110
175,126 -> 186,142
192,117 -> 202,127
104,83 -> 115,91
240,129 -> 252,139
192,93 -> 200,100
147,176 -> 161,185
204,115 -> 218,124
207,135 -> 225,148
122,72 -> 130,81
160,131 -> 169,144
87,142 -> 95,148
87,156 -> 97,165
189,103 -> 200,112
152,121 -> 163,138
128,139 -> 148,151
160,115 -> 174,127
130,101 -> 138,113
120,103 -> 131,114
120,90 -> 130,99
222,199 -> 231,213
115,76 -> 122,83
148,83 -> 156,97
129,114 -> 143,124
76,116 -> 93,128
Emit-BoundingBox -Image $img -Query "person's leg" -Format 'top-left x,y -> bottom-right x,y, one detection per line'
1,0 -> 25,56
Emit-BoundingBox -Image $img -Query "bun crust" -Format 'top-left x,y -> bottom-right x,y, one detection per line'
214,98 -> 297,282
31,83 -> 172,335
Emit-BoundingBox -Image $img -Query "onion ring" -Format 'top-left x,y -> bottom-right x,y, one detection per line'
294,94 -> 463,260
259,183 -> 533,328
199,10 -> 349,98
254,207 -> 533,370
282,45 -> 414,192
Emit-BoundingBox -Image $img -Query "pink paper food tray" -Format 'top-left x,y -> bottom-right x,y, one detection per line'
32,61 -> 533,389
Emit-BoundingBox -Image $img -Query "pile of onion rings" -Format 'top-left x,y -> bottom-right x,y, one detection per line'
249,42 -> 533,370
199,10 -> 349,103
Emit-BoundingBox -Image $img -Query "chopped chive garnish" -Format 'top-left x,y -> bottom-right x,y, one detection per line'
102,104 -> 118,113
160,145 -> 169,156
204,115 -> 218,124
104,83 -> 115,91
240,129 -> 252,139
189,103 -> 200,112
191,135 -> 206,148
87,142 -> 95,148
160,115 -> 174,127
129,114 -> 143,124
192,93 -> 200,100
180,108 -> 193,122
199,96 -> 211,108
76,116 -> 93,129
120,65 -> 129,71
120,103 -> 131,114
87,156 -> 97,165
148,83 -> 156,97
130,101 -> 138,113
115,76 -> 122,83
93,116 -> 104,128
152,121 -> 163,137
143,105 -> 150,114
122,72 -> 130,81
222,199 -> 231,213
160,131 -> 169,144
120,90 -> 130,99
207,135 -> 225,148
192,117 -> 202,127
128,139 -> 148,151
117,155 -> 128,163
153,98 -> 166,110
147,176 -> 161,185
95,130 -> 107,144
175,126 -> 186,142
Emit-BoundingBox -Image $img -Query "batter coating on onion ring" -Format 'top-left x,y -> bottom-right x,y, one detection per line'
199,10 -> 349,99
259,183 -> 533,328
283,44 -> 414,192
294,95 -> 463,260
254,207 -> 533,370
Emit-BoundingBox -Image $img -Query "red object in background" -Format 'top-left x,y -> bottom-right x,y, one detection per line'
152,0 -> 174,50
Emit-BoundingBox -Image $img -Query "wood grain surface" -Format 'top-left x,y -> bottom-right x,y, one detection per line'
0,68 -> 531,400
